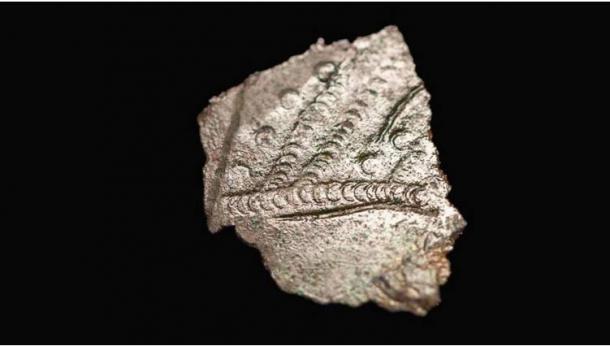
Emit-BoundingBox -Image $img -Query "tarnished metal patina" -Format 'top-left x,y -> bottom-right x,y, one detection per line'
197,26 -> 466,315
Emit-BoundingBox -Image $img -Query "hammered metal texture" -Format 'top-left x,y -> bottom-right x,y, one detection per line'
197,26 -> 466,315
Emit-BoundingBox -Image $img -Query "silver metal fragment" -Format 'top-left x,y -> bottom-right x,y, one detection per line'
197,26 -> 466,315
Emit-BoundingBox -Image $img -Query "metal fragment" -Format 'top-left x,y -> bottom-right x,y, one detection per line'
197,26 -> 466,315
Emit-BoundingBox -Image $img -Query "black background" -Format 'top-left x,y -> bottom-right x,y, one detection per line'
4,2 -> 610,344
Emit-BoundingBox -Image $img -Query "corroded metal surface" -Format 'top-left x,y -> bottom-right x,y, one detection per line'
197,26 -> 466,315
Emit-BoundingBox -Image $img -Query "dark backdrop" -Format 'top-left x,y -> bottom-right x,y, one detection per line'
5,2 -> 610,344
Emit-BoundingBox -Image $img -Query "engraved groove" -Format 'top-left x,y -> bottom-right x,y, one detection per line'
376,83 -> 424,142
207,86 -> 246,220
221,181 -> 430,219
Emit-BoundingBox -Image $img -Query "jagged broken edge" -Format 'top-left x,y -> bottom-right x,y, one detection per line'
196,26 -> 466,315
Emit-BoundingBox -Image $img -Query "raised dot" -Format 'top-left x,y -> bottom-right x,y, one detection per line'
278,153 -> 297,165
255,125 -> 276,147
312,184 -> 326,204
346,109 -> 362,120
361,158 -> 376,175
310,101 -> 330,118
237,196 -> 250,215
314,61 -> 337,82
317,92 -> 338,104
389,184 -> 405,202
327,183 -> 342,202
296,186 -> 313,204
247,194 -> 260,213
294,122 -> 314,135
354,183 -> 369,202
279,89 -> 300,109
411,186 -> 430,206
227,197 -> 241,215
229,164 -> 251,180
300,108 -> 324,123
339,120 -> 354,130
376,184 -> 388,201
272,193 -> 288,209
341,183 -> 357,202
366,184 -> 379,201
391,130 -> 418,150
258,193 -> 274,211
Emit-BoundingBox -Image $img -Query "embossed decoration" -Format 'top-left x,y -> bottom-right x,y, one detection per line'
197,26 -> 466,315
